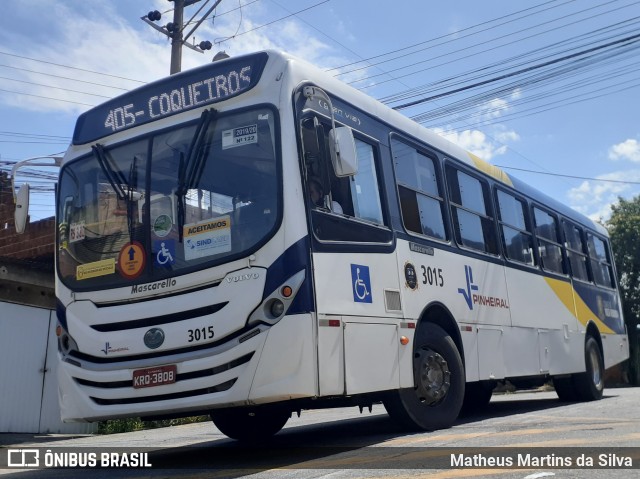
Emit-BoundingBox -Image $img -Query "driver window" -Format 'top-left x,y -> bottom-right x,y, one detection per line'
300,117 -> 383,225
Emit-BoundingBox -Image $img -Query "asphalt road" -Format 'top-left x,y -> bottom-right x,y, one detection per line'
2,388 -> 640,478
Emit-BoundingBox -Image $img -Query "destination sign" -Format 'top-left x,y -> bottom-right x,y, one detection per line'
72,52 -> 269,145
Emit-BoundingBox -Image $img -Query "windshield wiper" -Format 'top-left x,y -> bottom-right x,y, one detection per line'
126,155 -> 139,242
92,144 -> 127,200
176,108 -> 217,242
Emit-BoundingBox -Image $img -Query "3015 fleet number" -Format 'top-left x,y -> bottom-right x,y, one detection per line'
188,326 -> 214,342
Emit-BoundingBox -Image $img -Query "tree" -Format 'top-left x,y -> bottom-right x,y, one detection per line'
607,196 -> 640,385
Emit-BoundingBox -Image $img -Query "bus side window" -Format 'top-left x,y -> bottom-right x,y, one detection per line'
496,189 -> 535,265
587,233 -> 615,288
392,138 -> 447,240
533,207 -> 565,275
347,139 -> 384,224
446,166 -> 498,254
562,221 -> 590,282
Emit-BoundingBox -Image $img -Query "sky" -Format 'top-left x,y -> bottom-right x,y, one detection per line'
1,0 -> 639,224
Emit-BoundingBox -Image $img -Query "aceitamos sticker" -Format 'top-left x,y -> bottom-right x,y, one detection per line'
183,215 -> 231,261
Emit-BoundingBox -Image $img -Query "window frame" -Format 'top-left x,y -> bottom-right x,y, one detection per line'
298,111 -> 393,246
390,135 -> 449,243
532,205 -> 567,276
586,232 -> 616,289
561,220 -> 591,283
495,187 -> 536,267
445,162 -> 499,256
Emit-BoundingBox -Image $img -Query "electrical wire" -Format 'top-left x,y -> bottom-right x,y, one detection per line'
220,0 -> 330,40
0,51 -> 145,84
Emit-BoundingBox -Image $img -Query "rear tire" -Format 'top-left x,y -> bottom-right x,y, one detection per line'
553,336 -> 604,402
384,323 -> 464,431
211,407 -> 290,442
573,336 -> 604,401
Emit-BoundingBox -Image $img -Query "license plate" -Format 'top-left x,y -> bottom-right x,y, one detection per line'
132,364 -> 177,389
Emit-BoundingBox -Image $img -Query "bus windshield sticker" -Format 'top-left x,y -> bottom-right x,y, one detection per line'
222,124 -> 258,149
76,258 -> 116,281
69,221 -> 85,243
351,264 -> 372,303
117,241 -> 147,279
154,240 -> 176,267
183,215 -> 231,261
152,214 -> 173,237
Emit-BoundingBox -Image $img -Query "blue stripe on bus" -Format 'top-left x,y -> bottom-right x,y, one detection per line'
264,236 -> 314,314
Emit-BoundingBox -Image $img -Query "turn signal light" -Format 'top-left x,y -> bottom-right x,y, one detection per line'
281,285 -> 293,298
400,336 -> 409,346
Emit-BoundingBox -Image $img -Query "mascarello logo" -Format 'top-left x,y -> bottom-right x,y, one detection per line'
457,265 -> 478,310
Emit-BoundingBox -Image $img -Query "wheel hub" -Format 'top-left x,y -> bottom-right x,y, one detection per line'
588,346 -> 603,390
415,347 -> 451,406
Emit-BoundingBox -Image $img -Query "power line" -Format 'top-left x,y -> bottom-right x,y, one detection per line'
0,51 -> 145,84
220,0 -> 331,40
353,0 -> 639,88
0,63 -> 132,91
496,165 -> 640,184
0,75 -> 113,99
0,88 -> 95,107
0,131 -> 70,140
328,0 -> 565,73
391,32 -> 640,110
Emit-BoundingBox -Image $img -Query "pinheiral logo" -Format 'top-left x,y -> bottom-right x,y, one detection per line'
143,328 -> 165,349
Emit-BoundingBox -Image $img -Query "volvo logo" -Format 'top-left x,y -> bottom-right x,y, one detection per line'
144,328 -> 165,349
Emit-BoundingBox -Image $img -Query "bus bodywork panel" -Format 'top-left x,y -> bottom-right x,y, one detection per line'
58,313 -> 316,422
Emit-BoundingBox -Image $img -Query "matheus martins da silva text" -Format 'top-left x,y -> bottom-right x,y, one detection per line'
451,453 -> 633,468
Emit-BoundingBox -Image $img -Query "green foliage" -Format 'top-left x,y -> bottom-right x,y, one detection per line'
607,195 -> 640,384
97,416 -> 209,435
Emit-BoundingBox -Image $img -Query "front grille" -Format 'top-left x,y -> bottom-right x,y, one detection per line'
74,352 -> 254,389
91,302 -> 228,332
90,379 -> 236,405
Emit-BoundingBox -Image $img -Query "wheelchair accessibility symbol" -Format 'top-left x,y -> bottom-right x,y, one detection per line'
351,264 -> 372,303
154,240 -> 176,267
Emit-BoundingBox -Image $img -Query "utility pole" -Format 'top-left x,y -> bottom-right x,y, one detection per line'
170,0 -> 185,75
142,0 -> 219,75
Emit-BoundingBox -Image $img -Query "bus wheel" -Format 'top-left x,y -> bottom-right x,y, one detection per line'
460,381 -> 495,415
573,336 -> 604,401
384,323 -> 464,431
211,407 -> 290,442
552,375 -> 577,402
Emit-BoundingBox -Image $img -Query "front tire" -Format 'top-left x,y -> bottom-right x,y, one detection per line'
384,322 -> 464,431
460,380 -> 495,415
211,407 -> 290,442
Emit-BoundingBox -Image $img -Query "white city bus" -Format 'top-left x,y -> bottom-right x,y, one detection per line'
55,50 -> 629,440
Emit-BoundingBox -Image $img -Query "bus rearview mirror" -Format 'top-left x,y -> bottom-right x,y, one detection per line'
329,126 -> 358,177
14,183 -> 30,234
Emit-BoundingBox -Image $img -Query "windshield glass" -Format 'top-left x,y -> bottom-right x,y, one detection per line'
57,106 -> 279,290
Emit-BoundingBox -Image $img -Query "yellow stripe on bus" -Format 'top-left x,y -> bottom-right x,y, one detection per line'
468,153 -> 513,187
543,277 -> 615,334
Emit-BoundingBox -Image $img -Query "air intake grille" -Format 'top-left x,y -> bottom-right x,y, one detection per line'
384,289 -> 402,312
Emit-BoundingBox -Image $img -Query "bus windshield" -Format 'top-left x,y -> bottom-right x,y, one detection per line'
57,106 -> 279,290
